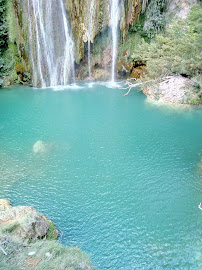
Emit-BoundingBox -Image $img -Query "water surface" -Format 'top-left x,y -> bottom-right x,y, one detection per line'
0,84 -> 201,269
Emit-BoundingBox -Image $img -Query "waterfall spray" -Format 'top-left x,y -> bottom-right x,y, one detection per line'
110,0 -> 120,84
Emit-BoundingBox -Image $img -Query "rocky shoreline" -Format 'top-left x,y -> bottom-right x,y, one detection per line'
0,199 -> 93,269
0,199 -> 58,242
142,76 -> 201,106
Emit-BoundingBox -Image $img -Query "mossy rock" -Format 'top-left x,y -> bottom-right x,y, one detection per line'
45,218 -> 58,241
0,200 -> 58,242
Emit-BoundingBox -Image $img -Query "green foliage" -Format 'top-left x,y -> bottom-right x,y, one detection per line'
130,0 -> 168,39
118,32 -> 142,61
46,220 -> 58,240
0,0 -> 21,86
0,0 -> 8,82
3,42 -> 21,82
0,0 -> 31,86
129,13 -> 146,35
143,0 -> 167,38
132,4 -> 202,79
189,96 -> 202,105
6,0 -> 18,43
188,75 -> 202,105
0,0 -> 8,51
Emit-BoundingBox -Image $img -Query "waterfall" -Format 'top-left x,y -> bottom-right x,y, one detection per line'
88,0 -> 95,81
110,0 -> 120,83
27,0 -> 75,87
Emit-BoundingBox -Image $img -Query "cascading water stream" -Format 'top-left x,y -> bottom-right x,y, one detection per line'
28,0 -> 45,87
60,0 -> 76,84
110,0 -> 120,84
28,0 -> 75,87
88,0 -> 95,81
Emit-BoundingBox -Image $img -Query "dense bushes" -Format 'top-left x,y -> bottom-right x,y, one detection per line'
132,4 -> 202,79
143,0 -> 167,38
0,0 -> 31,87
130,4 -> 202,104
0,0 -> 8,54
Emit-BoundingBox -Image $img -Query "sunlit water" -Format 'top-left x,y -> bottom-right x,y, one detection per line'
0,84 -> 202,269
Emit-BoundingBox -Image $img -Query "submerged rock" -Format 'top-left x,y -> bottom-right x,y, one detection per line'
0,200 -> 58,242
32,140 -> 53,154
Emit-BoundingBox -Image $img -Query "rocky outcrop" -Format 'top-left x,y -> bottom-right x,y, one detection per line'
0,199 -> 58,242
0,199 -> 92,270
166,0 -> 197,20
142,76 -> 199,105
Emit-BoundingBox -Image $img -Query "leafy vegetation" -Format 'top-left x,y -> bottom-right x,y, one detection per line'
0,0 -> 30,87
132,4 -> 202,78
46,220 -> 59,241
0,0 -> 8,86
130,0 -> 168,39
130,3 -> 202,104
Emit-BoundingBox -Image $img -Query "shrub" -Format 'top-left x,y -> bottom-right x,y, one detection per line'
131,4 -> 202,79
0,0 -> 8,81
130,0 -> 168,39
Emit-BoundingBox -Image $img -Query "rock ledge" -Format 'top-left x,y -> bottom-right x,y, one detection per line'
142,76 -> 198,105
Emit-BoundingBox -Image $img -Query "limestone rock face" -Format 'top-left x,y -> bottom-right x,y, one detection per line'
166,0 -> 197,20
0,200 -> 55,242
65,0 -> 110,63
143,76 -> 195,104
10,0 -> 143,66
65,0 -> 143,62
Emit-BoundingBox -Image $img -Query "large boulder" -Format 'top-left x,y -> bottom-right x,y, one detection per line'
142,76 -> 197,105
0,200 -> 58,242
